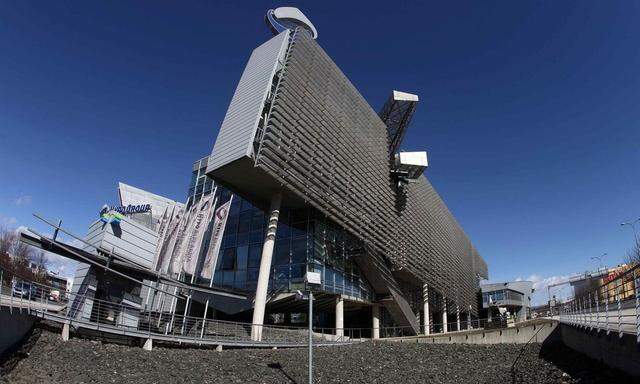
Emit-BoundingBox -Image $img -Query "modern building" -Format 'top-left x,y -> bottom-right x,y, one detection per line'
480,281 -> 533,322
25,7 -> 488,340
549,264 -> 637,306
203,7 -> 488,338
46,271 -> 69,294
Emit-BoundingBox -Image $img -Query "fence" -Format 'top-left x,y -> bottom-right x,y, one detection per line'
0,267 -> 357,347
1,266 -> 520,347
556,263 -> 640,342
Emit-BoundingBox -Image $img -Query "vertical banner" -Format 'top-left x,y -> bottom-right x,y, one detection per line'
182,194 -> 215,275
157,207 -> 184,274
200,199 -> 231,280
152,206 -> 170,271
169,205 -> 195,275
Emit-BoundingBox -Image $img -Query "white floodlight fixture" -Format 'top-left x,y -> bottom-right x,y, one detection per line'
395,151 -> 429,180
392,90 -> 419,102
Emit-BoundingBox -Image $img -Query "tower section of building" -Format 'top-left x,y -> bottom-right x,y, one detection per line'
207,19 -> 487,333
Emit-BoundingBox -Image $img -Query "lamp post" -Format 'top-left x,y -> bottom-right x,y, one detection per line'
590,253 -> 607,271
297,271 -> 322,384
621,218 -> 640,244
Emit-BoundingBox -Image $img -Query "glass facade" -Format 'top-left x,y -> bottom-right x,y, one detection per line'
187,156 -> 214,205
482,289 -> 524,305
188,161 -> 374,302
210,189 -> 373,301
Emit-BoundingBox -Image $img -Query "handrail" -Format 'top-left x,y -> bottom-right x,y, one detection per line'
555,263 -> 639,341
1,266 -> 518,348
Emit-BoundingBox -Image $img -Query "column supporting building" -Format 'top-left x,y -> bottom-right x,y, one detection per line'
251,192 -> 282,341
372,305 -> 380,340
422,283 -> 430,335
336,296 -> 344,339
61,322 -> 70,341
442,297 -> 448,333
467,306 -> 472,330
456,304 -> 461,331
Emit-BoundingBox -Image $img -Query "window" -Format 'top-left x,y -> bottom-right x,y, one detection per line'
251,212 -> 264,231
236,246 -> 248,270
247,268 -> 259,282
234,270 -> 246,289
290,263 -> 305,279
274,240 -> 290,266
221,248 -> 236,271
249,229 -> 263,244
248,245 -> 262,268
238,212 -> 252,233
291,237 -> 307,264
223,271 -> 234,288
225,215 -> 239,233
277,222 -> 291,239
240,198 -> 253,212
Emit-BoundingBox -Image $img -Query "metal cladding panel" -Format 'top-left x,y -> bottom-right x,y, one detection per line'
253,29 -> 487,311
207,31 -> 290,173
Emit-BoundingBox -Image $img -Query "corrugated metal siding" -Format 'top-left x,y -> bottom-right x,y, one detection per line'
207,31 -> 290,172
254,29 -> 487,312
85,219 -> 158,269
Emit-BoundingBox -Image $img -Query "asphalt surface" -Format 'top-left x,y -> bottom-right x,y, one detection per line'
1,324 -> 633,384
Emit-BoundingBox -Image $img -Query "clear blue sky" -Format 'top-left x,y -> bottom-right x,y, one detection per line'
1,1 -> 639,303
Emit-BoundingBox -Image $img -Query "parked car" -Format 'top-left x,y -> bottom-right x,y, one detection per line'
11,281 -> 32,298
49,290 -> 61,302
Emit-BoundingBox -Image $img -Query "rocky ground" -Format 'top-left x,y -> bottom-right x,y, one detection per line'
0,324 -> 633,384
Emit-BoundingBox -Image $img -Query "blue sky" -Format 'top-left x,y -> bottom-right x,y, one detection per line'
1,1 -> 639,304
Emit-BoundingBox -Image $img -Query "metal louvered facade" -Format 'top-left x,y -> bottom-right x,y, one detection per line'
208,28 -> 488,317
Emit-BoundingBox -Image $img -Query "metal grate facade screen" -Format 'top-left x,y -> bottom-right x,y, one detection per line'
253,29 -> 487,310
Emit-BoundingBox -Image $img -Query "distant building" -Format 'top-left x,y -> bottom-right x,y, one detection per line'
187,156 -> 214,205
480,281 -> 533,322
567,264 -> 635,304
47,271 -> 69,293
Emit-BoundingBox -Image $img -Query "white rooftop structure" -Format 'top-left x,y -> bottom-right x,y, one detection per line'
266,7 -> 318,39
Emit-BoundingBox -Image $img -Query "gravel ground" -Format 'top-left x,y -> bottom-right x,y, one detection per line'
1,325 -> 632,384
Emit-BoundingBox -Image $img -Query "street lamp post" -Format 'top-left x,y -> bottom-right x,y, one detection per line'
590,253 -> 607,270
621,218 -> 640,244
297,271 -> 322,384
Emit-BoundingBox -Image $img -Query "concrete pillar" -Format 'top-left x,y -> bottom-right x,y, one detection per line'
143,338 -> 153,351
467,305 -> 472,329
336,296 -> 344,339
442,298 -> 448,333
422,283 -> 430,335
251,192 -> 282,341
61,322 -> 70,341
372,305 -> 380,340
456,304 -> 461,331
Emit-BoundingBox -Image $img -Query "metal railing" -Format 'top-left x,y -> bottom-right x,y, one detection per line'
0,268 -> 359,347
556,263 -> 640,342
1,266 -> 525,347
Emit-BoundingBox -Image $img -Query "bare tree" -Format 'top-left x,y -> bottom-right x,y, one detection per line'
0,225 -> 16,257
624,237 -> 640,266
32,251 -> 49,282
0,227 -> 38,283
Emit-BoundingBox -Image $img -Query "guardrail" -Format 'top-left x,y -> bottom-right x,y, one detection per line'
556,264 -> 640,342
1,266 -> 514,347
0,268 -> 357,347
